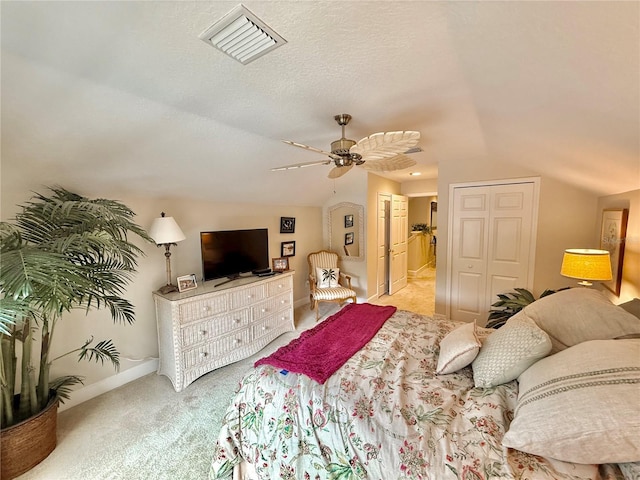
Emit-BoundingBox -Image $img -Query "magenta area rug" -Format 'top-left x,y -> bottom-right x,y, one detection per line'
255,303 -> 397,384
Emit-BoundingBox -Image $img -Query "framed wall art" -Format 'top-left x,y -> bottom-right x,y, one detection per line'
281,241 -> 296,257
177,273 -> 198,293
599,208 -> 628,296
344,214 -> 354,228
272,257 -> 289,272
345,232 -> 354,245
280,217 -> 295,234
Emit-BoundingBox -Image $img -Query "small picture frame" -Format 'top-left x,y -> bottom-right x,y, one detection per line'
280,217 -> 295,234
344,214 -> 354,228
272,257 -> 289,272
281,240 -> 296,257
345,232 -> 354,245
177,273 -> 198,293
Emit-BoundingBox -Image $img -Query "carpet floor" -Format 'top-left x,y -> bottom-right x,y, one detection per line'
17,273 -> 434,479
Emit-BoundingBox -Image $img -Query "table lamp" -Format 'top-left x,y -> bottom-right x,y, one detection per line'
149,212 -> 186,294
560,248 -> 612,287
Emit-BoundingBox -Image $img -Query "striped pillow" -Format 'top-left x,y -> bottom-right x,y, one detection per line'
503,339 -> 640,464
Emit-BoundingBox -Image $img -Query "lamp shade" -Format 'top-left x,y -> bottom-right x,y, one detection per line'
149,213 -> 186,245
560,249 -> 612,282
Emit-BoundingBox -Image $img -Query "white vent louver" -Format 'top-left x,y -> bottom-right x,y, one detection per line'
199,4 -> 286,65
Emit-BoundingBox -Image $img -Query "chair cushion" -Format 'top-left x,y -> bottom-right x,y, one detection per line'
312,286 -> 355,301
316,267 -> 340,288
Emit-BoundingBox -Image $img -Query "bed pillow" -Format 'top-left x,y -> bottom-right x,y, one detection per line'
515,287 -> 640,353
436,321 -> 481,374
503,339 -> 640,464
472,315 -> 551,388
316,267 -> 339,288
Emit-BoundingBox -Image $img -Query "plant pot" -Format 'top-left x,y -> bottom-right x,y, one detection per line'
1,396 -> 59,479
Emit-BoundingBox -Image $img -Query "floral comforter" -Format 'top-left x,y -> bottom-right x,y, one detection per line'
209,309 -> 626,480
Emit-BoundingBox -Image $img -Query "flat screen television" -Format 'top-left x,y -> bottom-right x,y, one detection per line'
200,228 -> 269,283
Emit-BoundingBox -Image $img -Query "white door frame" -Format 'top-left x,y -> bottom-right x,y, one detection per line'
445,177 -> 540,320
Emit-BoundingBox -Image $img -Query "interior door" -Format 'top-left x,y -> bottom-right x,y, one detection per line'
377,194 -> 391,296
389,194 -> 408,295
449,181 -> 537,324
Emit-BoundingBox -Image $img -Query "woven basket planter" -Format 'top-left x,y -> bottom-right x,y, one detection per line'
1,396 -> 59,479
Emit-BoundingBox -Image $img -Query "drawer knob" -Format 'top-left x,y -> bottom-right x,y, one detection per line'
200,351 -> 208,358
199,330 -> 207,336
234,338 -> 241,344
261,308 -> 267,313
262,325 -> 267,331
247,294 -> 253,299
278,284 -> 283,288
234,318 -> 241,324
202,306 -> 210,312
281,300 -> 286,304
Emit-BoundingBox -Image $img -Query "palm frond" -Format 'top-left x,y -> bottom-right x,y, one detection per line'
49,375 -> 84,403
77,338 -> 120,370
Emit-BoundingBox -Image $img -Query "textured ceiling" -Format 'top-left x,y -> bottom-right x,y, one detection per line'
1,1 -> 638,206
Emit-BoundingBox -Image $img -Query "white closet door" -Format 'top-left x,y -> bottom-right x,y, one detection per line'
390,194 -> 408,295
377,194 -> 391,296
449,181 -> 537,324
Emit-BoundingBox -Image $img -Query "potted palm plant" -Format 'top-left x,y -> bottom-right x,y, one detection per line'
0,187 -> 152,478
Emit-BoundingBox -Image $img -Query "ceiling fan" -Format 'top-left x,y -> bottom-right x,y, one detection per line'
272,114 -> 421,179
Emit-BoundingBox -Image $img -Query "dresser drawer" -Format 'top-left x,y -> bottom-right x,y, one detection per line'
229,284 -> 266,309
182,328 -> 251,369
252,292 -> 292,321
178,294 -> 228,323
267,275 -> 293,296
252,309 -> 293,341
180,308 -> 250,348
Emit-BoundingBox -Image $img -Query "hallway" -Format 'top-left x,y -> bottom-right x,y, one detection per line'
371,267 -> 436,317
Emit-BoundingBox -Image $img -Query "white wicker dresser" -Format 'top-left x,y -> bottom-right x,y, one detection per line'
153,270 -> 295,392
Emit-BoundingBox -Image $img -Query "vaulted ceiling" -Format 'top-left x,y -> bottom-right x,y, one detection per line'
2,1 -> 638,206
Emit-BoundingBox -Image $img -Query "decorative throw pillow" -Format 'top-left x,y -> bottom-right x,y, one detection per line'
503,339 -> 640,464
515,287 -> 640,353
436,321 -> 481,374
316,267 -> 339,288
472,315 -> 551,388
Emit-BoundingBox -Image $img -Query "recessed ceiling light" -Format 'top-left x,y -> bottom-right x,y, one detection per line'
409,172 -> 422,176
199,4 -> 287,65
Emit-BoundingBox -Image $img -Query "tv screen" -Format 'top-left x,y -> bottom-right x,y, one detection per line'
200,228 -> 269,282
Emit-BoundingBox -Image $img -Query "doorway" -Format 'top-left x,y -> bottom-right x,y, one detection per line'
374,193 -> 436,316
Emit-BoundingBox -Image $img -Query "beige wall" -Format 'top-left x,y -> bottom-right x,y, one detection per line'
1,179 -> 322,389
597,189 -> 640,303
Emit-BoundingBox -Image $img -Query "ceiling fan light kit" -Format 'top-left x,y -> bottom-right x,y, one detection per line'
274,114 -> 421,178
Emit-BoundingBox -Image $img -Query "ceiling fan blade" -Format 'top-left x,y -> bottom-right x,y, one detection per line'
361,154 -> 416,172
351,131 -> 420,160
282,140 -> 341,160
271,159 -> 332,171
327,165 -> 353,179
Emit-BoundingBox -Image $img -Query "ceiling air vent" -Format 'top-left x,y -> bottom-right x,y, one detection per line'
198,4 -> 287,65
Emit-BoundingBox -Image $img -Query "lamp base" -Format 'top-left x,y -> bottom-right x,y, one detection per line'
158,284 -> 179,294
577,281 -> 594,287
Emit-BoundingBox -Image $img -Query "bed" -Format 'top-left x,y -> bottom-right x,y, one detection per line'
209,288 -> 640,480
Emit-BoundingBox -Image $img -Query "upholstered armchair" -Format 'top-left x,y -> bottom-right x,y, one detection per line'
307,250 -> 357,321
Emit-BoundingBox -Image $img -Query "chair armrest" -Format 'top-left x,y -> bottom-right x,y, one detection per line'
309,274 -> 317,293
339,272 -> 352,289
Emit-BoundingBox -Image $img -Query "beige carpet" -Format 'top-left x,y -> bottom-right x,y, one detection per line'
17,274 -> 434,480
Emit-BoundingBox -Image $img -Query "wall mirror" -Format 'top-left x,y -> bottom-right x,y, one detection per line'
328,202 -> 364,262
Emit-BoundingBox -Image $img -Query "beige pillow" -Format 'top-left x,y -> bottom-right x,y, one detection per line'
503,339 -> 640,464
316,267 -> 339,288
436,321 -> 480,374
472,315 -> 551,388
517,287 -> 640,353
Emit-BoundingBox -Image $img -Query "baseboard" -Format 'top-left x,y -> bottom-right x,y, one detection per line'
59,359 -> 159,412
